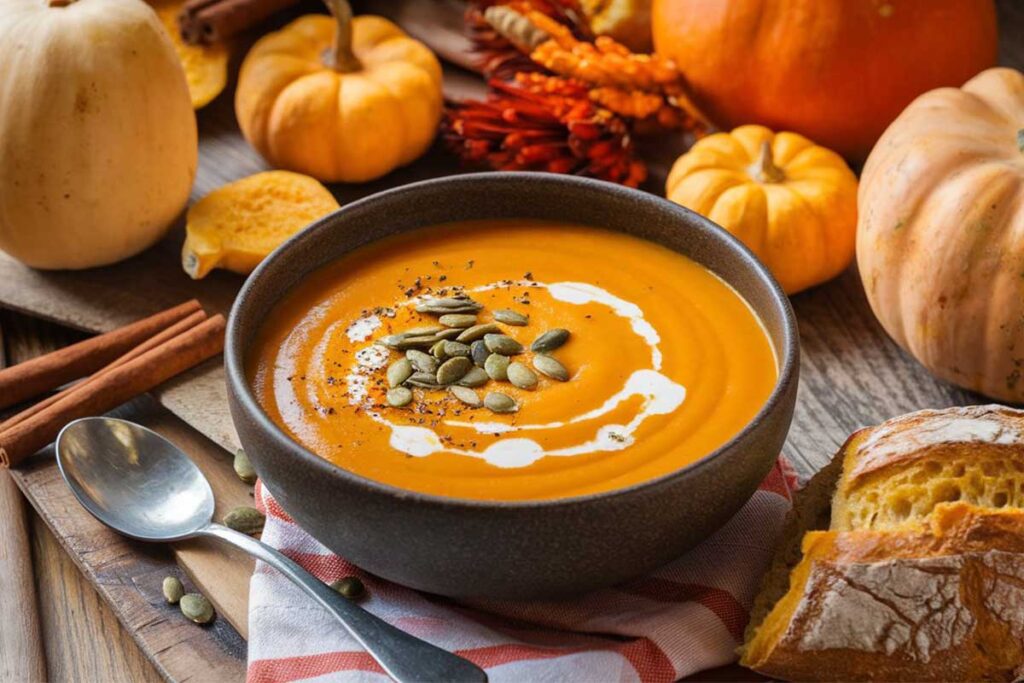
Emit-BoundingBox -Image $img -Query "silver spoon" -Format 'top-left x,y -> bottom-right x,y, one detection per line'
56,417 -> 487,683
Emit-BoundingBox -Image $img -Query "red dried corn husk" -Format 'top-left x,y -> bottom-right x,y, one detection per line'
465,0 -> 592,80
443,74 -> 647,187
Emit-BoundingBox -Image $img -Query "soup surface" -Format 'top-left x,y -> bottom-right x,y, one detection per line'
250,220 -> 777,500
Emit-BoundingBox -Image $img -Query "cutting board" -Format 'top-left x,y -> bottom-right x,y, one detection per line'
2,1 -> 1024,680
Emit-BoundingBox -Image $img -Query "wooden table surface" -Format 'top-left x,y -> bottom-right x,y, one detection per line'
3,2 -> 1023,681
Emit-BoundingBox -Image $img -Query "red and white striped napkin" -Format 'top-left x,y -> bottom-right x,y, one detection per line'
247,460 -> 798,683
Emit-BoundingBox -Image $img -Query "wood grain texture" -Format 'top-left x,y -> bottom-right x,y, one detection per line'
2,312 -> 248,682
0,322 -> 47,683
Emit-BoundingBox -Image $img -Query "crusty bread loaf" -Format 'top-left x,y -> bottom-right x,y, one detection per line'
740,405 -> 1024,681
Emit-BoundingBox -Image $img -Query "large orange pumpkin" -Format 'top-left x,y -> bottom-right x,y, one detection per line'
857,67 -> 1024,402
651,0 -> 998,161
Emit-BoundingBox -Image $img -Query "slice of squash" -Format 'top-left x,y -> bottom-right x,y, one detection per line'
182,171 -> 340,279
148,0 -> 229,109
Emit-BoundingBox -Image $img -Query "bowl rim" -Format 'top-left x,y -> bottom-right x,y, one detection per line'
225,172 -> 799,510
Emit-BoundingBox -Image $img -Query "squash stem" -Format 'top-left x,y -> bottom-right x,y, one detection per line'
750,140 -> 785,183
323,0 -> 361,73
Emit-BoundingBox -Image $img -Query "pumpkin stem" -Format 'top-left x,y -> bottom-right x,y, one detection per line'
322,0 -> 361,73
750,140 -> 785,183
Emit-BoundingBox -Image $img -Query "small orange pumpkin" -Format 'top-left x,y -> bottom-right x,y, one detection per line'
666,125 -> 858,295
858,67 -> 1024,402
235,0 -> 443,183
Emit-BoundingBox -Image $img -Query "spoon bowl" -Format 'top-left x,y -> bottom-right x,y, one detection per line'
55,417 -> 486,683
57,417 -> 213,541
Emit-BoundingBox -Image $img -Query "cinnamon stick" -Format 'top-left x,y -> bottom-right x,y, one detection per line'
0,315 -> 226,468
0,309 -> 208,435
0,300 -> 202,412
178,0 -> 300,45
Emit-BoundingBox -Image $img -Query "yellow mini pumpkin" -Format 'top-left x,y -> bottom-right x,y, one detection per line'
235,0 -> 443,183
666,125 -> 859,294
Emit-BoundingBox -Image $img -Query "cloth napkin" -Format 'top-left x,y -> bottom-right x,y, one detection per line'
247,459 -> 799,683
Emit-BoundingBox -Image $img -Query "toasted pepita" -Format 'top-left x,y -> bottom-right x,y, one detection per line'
484,392 -> 518,414
493,309 -> 528,326
531,329 -> 570,353
507,362 -> 538,389
533,354 -> 570,381
484,333 -> 524,355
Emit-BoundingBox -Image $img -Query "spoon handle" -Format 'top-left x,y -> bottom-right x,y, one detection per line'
200,523 -> 487,683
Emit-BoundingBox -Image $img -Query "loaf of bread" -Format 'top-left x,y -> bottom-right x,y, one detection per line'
740,405 -> 1024,681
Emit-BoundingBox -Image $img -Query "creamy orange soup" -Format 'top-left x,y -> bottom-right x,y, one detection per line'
250,220 -> 777,501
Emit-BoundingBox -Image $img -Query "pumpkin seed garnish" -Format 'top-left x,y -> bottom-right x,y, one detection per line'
484,392 -> 518,414
387,386 -> 414,406
329,576 -> 366,600
162,576 -> 185,605
507,361 -> 538,389
484,333 -> 524,355
406,349 -> 438,374
471,340 -> 489,367
387,358 -> 414,387
435,328 -> 463,340
405,372 -> 439,388
439,313 -> 477,328
442,341 -> 471,358
484,353 -> 510,381
449,385 -> 482,407
400,325 -> 445,337
456,367 -> 489,388
390,335 -> 441,350
493,308 -> 528,326
430,339 -> 448,359
233,448 -> 257,485
456,322 -> 500,343
415,296 -> 483,314
531,328 -> 570,353
180,593 -> 215,624
533,354 -> 570,381
436,357 -> 472,385
224,506 -> 265,535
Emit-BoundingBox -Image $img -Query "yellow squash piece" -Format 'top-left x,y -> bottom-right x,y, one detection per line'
666,124 -> 858,295
149,0 -> 228,109
182,171 -> 339,279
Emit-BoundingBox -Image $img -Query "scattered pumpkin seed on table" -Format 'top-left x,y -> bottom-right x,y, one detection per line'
456,367 -> 489,388
330,576 -> 366,600
437,356 -> 472,384
180,593 -> 215,624
162,576 -> 185,604
224,506 -> 265,535
387,358 -> 413,387
533,354 -> 570,381
233,448 -> 257,484
493,308 -> 528,326
507,362 -> 538,389
532,329 -> 570,352
449,385 -> 482,407
484,333 -> 524,355
387,386 -> 414,405
484,353 -> 510,381
484,392 -> 518,414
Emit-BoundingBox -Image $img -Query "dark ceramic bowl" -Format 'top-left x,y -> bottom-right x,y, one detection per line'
226,172 -> 798,599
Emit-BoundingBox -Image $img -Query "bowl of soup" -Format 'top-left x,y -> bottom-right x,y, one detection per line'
225,172 -> 798,598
